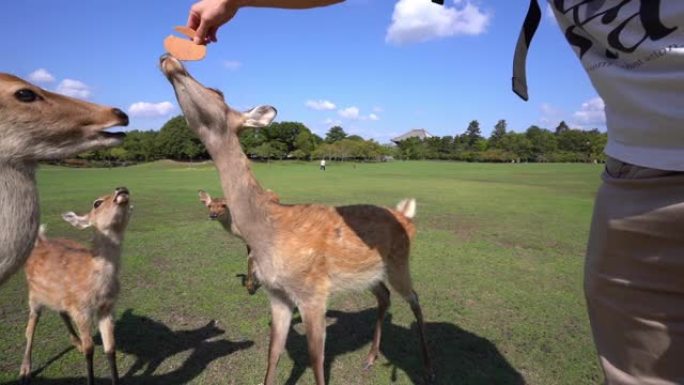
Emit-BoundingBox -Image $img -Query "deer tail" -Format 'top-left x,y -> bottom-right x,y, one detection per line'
396,198 -> 416,219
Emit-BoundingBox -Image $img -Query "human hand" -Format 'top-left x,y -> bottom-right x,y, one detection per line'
187,0 -> 241,45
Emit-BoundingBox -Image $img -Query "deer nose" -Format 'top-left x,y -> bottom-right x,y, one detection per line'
112,108 -> 129,126
115,187 -> 130,196
160,54 -> 186,77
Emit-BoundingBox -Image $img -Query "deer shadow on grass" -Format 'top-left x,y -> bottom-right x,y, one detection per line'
3,308 -> 252,385
283,308 -> 525,385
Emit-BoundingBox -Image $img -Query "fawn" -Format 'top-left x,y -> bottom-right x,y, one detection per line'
20,187 -> 132,385
198,189 -> 260,295
161,55 -> 433,385
0,73 -> 128,286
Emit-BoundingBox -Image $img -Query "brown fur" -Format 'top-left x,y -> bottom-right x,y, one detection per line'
198,189 -> 279,295
0,73 -> 128,287
20,188 -> 132,385
161,55 -> 433,385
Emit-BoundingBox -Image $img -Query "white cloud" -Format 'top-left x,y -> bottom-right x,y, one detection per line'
572,97 -> 606,127
27,68 -> 55,83
223,60 -> 242,70
338,106 -> 361,119
306,99 -> 337,110
386,0 -> 490,45
56,79 -> 91,98
337,106 -> 380,121
128,101 -> 175,118
323,118 -> 343,126
539,102 -> 564,127
372,106 -> 384,113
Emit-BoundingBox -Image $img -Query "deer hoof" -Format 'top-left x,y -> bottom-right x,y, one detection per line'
362,354 -> 377,371
19,372 -> 31,385
424,371 -> 436,385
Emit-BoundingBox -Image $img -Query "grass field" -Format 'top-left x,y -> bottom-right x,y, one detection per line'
0,160 -> 604,385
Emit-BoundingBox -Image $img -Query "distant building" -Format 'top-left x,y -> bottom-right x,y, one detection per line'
391,129 -> 434,144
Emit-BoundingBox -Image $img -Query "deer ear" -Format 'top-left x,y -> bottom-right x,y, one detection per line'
243,105 -> 277,128
62,212 -> 91,229
198,190 -> 211,205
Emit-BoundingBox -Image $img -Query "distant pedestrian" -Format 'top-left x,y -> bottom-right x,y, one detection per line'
319,159 -> 326,171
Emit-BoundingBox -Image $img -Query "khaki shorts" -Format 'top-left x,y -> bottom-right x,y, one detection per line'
586,157 -> 684,384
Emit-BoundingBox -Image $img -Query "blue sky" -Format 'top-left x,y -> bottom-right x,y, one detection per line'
2,0 -> 605,143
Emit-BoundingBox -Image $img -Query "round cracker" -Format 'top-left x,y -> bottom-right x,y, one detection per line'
174,26 -> 196,39
164,35 -> 206,61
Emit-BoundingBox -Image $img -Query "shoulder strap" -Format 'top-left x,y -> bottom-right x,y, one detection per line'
512,0 -> 542,101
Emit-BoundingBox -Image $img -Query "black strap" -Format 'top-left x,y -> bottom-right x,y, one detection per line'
512,0 -> 542,101
431,0 -> 444,4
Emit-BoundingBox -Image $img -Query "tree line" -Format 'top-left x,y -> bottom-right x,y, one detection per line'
395,120 -> 607,163
72,115 -> 606,165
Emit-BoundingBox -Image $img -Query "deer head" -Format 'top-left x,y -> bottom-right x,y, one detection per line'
159,55 -> 276,147
62,187 -> 132,236
0,73 -> 128,161
198,190 -> 230,220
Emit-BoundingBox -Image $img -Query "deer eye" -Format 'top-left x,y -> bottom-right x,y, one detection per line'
93,199 -> 104,209
14,89 -> 40,103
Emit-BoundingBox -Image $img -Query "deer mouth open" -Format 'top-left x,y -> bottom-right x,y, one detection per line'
114,187 -> 130,205
99,130 -> 126,139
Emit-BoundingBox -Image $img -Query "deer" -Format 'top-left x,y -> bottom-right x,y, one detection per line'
19,187 -> 133,385
0,73 -> 128,287
161,55 -> 434,385
198,189 -> 271,295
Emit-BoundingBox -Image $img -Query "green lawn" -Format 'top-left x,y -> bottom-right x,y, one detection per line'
0,160 -> 603,385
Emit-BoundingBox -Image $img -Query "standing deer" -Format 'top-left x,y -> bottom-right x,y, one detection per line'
20,187 -> 133,385
0,73 -> 128,286
161,55 -> 433,385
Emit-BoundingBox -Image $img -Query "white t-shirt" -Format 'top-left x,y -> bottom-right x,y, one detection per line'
550,1 -> 684,170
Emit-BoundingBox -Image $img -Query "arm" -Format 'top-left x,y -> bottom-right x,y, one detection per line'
187,0 -> 344,44
242,0 -> 344,8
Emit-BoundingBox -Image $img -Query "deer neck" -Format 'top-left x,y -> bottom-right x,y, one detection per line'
216,215 -> 233,233
0,161 -> 39,284
205,133 -> 275,250
91,231 -> 123,273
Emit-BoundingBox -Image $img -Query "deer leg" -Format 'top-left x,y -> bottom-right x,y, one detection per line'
264,294 -> 294,385
73,315 -> 95,385
364,282 -> 391,370
388,265 -> 435,384
98,313 -> 119,385
246,249 -> 258,295
300,301 -> 327,385
19,305 -> 42,383
405,290 -> 434,383
60,312 -> 82,351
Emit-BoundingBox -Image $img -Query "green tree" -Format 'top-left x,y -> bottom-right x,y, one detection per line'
500,132 -> 532,160
263,121 -> 310,153
109,147 -> 130,162
525,126 -> 557,161
294,130 -> 316,159
157,116 -> 207,160
489,120 -> 507,149
464,120 -> 483,150
396,137 -> 427,160
325,126 -> 347,143
555,121 -> 570,135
